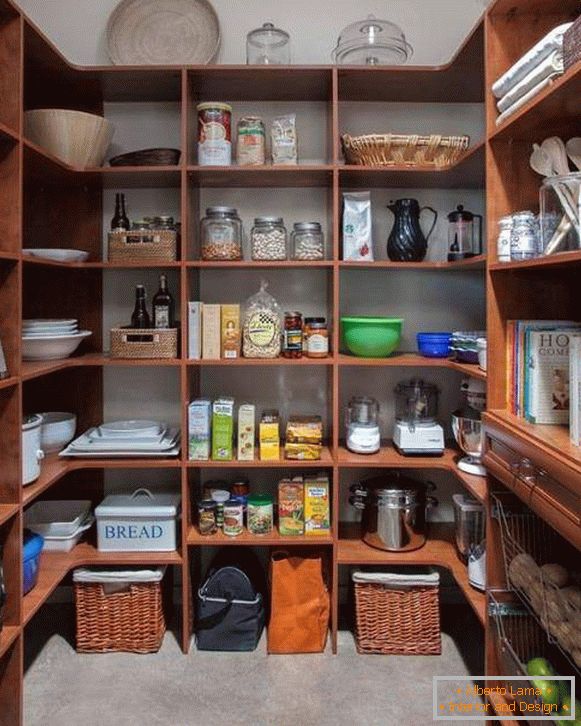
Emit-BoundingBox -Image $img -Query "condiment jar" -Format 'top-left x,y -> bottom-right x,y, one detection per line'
496,215 -> 512,263
198,500 -> 218,535
201,206 -> 243,261
247,494 -> 274,535
291,222 -> 325,260
251,217 -> 288,260
283,311 -> 303,359
305,317 -> 329,358
223,499 -> 244,537
510,211 -> 538,261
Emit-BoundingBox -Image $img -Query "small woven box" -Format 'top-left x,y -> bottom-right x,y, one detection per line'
564,16 -> 581,71
110,327 -> 178,359
352,571 -> 441,655
108,229 -> 177,263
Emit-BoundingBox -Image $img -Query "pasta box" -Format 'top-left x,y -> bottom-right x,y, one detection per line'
95,488 -> 180,552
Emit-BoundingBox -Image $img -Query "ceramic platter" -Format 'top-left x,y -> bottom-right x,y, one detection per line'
106,0 -> 220,65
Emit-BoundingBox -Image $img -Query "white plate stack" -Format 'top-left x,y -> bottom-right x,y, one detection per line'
60,419 -> 180,458
22,319 -> 92,361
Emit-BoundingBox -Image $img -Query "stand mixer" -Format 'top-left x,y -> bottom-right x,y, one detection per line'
452,377 -> 488,477
393,379 -> 444,456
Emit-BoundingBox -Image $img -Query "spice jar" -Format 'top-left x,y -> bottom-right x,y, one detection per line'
291,222 -> 325,260
510,211 -> 538,261
236,116 -> 266,166
283,311 -> 303,359
305,317 -> 329,358
496,215 -> 512,263
251,217 -> 288,260
201,207 -> 243,261
198,500 -> 218,535
223,499 -> 244,537
247,494 -> 274,535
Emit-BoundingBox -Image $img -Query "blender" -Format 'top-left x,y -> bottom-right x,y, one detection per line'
393,380 -> 444,456
346,397 -> 380,454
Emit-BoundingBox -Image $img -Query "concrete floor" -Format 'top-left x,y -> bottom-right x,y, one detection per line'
24,605 -> 484,726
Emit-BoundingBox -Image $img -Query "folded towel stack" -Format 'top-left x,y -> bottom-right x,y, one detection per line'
493,23 -> 572,126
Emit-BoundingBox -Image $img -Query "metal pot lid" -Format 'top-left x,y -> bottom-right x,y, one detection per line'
332,15 -> 413,66
360,473 -> 427,495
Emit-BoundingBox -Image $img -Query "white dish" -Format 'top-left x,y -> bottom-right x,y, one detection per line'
39,516 -> 95,552
24,330 -> 79,339
24,500 -> 91,537
60,444 -> 180,458
99,420 -> 162,436
22,330 -> 92,361
23,249 -> 90,263
39,412 -> 77,453
66,428 -> 178,452
24,319 -> 78,327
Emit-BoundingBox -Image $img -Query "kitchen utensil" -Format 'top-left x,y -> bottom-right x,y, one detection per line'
22,331 -> 92,361
341,317 -> 403,358
452,408 -> 486,477
246,22 -> 290,65
39,412 -> 77,453
24,501 -> 91,537
540,172 -> 581,254
393,379 -> 444,456
23,249 -> 90,262
447,205 -> 483,261
541,136 -> 570,176
387,198 -> 438,262
452,494 -> 486,562
106,0 -> 220,65
332,15 -> 413,65
109,148 -> 181,166
346,396 -> 381,454
530,142 -> 579,235
349,474 -> 437,552
416,332 -> 452,358
22,415 -> 44,486
24,109 -> 114,169
565,137 -> 581,170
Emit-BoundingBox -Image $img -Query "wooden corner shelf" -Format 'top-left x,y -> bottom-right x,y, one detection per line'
188,260 -> 333,269
339,255 -> 486,270
187,525 -> 333,547
0,626 -> 20,659
337,353 -> 486,380
187,164 -> 334,188
337,522 -> 486,625
187,446 -> 334,469
187,356 -> 333,366
22,355 -> 182,381
490,249 -> 581,272
23,256 -> 183,270
0,503 -> 19,527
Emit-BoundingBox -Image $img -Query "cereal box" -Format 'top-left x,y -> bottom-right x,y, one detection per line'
211,397 -> 234,461
278,477 -> 304,536
304,474 -> 330,535
237,403 -> 255,461
221,304 -> 241,359
188,399 -> 211,461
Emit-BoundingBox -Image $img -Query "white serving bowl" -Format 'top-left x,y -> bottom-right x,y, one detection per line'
477,337 -> 487,371
23,249 -> 89,263
39,412 -> 77,453
22,331 -> 92,361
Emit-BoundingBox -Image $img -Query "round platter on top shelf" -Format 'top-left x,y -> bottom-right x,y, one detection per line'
106,0 -> 221,65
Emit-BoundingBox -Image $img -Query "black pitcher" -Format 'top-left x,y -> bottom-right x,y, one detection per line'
387,199 -> 438,262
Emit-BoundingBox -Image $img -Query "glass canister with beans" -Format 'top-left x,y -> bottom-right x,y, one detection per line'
201,206 -> 243,261
251,217 -> 288,260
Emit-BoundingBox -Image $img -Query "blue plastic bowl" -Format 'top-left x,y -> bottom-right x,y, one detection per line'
417,332 -> 452,358
23,529 -> 44,595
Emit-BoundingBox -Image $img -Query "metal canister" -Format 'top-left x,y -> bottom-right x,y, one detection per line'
510,211 -> 538,261
223,499 -> 244,537
198,500 -> 218,536
197,102 -> 232,166
496,215 -> 513,263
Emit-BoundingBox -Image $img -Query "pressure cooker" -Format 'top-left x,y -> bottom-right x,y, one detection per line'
349,473 -> 437,552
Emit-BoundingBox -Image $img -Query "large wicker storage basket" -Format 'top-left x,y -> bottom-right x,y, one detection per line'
74,579 -> 166,653
108,229 -> 177,263
353,571 -> 441,655
342,133 -> 470,168
110,327 -> 178,359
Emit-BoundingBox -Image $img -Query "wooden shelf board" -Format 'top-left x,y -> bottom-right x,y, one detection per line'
23,256 -> 182,269
338,353 -> 486,379
0,251 -> 19,262
188,525 -> 333,546
0,626 -> 20,659
0,120 -> 19,143
488,0 -> 579,16
490,60 -> 581,142
337,521 -> 486,625
23,544 -> 182,625
22,355 -> 182,381
188,446 -> 334,469
490,250 -> 581,272
0,503 -> 20,527
187,164 -> 334,188
189,260 -> 333,269
447,360 -> 487,380
338,142 -> 485,190
339,255 -> 486,270
187,356 -> 333,366
0,376 -> 19,391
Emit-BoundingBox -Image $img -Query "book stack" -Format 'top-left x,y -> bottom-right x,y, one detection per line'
507,320 -> 581,426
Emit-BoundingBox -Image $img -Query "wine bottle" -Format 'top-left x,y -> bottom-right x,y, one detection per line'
111,193 -> 130,231
131,285 -> 151,329
152,274 -> 175,329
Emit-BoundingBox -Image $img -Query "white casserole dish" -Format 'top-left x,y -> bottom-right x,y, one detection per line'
24,500 -> 91,537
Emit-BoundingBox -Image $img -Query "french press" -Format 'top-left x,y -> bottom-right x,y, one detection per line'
447,205 -> 483,261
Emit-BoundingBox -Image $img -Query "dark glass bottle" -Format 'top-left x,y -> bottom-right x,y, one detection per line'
131,285 -> 151,329
152,274 -> 175,329
111,193 -> 130,231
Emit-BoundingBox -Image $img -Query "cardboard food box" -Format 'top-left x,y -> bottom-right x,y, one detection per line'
259,409 -> 280,461
188,399 -> 212,461
278,478 -> 304,536
211,397 -> 234,461
237,403 -> 255,461
202,304 -> 221,360
188,301 -> 203,359
304,474 -> 330,536
221,304 -> 241,359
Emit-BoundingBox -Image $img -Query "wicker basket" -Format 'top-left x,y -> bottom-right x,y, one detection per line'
353,572 -> 441,655
341,133 -> 470,168
108,229 -> 177,263
110,327 -> 178,359
564,16 -> 581,71
75,581 -> 165,653
109,148 -> 181,167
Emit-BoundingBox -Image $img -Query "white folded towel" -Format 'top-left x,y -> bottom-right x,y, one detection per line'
497,49 -> 564,113
492,22 -> 572,99
73,566 -> 166,583
495,75 -> 554,126
352,571 -> 439,587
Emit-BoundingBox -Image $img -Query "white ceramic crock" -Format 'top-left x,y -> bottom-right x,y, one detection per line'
22,414 -> 45,485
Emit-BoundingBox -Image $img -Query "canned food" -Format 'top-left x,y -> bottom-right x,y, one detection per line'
197,102 -> 232,166
223,499 -> 244,536
198,500 -> 218,536
211,489 -> 231,529
247,494 -> 274,535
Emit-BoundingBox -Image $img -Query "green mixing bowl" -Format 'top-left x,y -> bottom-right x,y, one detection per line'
341,317 -> 403,358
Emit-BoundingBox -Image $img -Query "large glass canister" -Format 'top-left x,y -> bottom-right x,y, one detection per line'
201,206 -> 243,260
394,380 -> 439,427
251,217 -> 288,260
246,22 -> 290,65
540,172 -> 581,256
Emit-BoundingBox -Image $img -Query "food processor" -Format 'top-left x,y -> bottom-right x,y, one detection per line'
393,379 -> 444,456
346,396 -> 380,454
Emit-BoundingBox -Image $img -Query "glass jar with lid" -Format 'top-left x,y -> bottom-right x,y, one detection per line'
153,215 -> 176,231
332,15 -> 413,65
201,206 -> 243,261
291,222 -> 325,260
251,217 -> 288,260
510,211 -> 538,261
246,22 -> 290,65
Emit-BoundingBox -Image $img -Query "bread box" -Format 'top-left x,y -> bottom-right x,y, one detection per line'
95,488 -> 180,552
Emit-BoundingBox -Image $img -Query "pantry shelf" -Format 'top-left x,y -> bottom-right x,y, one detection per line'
338,353 -> 486,379
339,255 -> 486,270
0,376 -> 19,391
337,521 -> 486,625
0,120 -> 19,144
187,356 -> 334,367
0,503 -> 19,527
187,164 -> 334,188
187,525 -> 333,546
0,627 -> 20,659
22,257 -> 183,270
187,446 -> 334,468
188,260 -> 334,269
22,355 -> 181,381
489,249 -> 581,272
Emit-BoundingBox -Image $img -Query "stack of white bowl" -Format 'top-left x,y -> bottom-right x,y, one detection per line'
22,319 -> 92,361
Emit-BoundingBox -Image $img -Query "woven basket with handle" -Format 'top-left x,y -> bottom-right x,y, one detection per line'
342,133 -> 470,168
108,229 -> 177,263
110,327 -> 178,359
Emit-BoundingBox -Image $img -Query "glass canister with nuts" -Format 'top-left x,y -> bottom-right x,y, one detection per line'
201,206 -> 243,261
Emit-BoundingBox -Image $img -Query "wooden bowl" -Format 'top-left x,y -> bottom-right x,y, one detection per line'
109,148 -> 181,166
24,109 -> 115,169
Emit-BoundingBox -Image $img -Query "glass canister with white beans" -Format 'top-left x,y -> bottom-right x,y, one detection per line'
251,217 -> 288,260
291,222 -> 325,260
